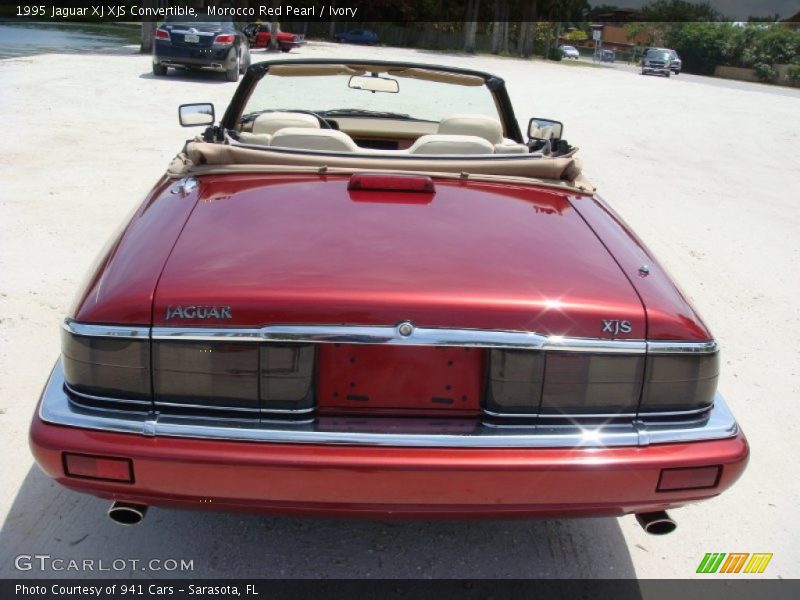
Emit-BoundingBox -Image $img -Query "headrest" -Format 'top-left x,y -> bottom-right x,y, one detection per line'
252,112 -> 320,135
437,114 -> 504,145
407,134 -> 495,155
269,128 -> 360,153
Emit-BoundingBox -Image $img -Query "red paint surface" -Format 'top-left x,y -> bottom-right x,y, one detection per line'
152,175 -> 646,337
317,345 -> 483,414
71,176 -> 199,325
570,194 -> 712,340
30,414 -> 749,518
69,173 -> 712,345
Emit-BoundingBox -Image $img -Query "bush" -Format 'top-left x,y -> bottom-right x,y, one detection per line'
787,64 -> 800,86
548,46 -> 563,61
754,62 -> 776,82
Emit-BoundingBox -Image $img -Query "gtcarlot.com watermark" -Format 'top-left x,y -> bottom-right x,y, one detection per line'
14,554 -> 194,573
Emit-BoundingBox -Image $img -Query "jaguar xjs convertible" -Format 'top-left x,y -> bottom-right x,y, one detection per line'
30,59 -> 748,533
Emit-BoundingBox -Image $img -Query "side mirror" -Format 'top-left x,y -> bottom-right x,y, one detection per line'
528,118 -> 564,141
348,75 -> 399,94
179,103 -> 215,127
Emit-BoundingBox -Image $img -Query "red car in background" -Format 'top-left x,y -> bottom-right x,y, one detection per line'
243,22 -> 306,52
30,59 -> 747,535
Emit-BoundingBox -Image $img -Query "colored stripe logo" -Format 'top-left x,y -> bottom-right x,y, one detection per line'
697,553 -> 773,574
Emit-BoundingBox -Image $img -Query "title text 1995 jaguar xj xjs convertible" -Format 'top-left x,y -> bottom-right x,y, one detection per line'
30,59 -> 747,533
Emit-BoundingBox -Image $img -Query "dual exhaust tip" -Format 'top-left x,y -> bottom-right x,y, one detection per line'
106,502 -> 676,534
636,511 -> 677,535
107,502 -> 147,526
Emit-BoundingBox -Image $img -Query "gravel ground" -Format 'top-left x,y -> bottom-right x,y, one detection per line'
1,41 -> 798,581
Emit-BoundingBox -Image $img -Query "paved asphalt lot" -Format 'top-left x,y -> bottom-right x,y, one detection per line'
0,41 -> 798,581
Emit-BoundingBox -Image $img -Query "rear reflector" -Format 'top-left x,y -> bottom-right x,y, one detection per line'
63,453 -> 134,483
348,173 -> 435,193
657,465 -> 721,491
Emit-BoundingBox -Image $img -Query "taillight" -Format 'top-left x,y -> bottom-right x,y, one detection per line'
639,351 -> 719,413
151,341 -> 315,414
155,28 -> 170,41
541,352 -> 644,415
485,346 -> 717,417
213,34 -> 235,45
61,324 -> 150,403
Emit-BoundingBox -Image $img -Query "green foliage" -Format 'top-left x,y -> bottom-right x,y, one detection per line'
753,62 -> 776,82
665,23 -> 800,76
548,46 -> 564,61
640,0 -> 721,21
786,64 -> 800,86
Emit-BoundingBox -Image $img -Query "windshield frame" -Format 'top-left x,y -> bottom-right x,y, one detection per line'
220,59 -> 523,142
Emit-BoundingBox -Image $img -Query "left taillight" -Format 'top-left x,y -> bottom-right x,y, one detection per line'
213,34 -> 235,45
155,28 -> 170,41
60,324 -> 151,403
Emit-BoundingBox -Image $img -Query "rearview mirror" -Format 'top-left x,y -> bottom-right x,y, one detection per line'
179,103 -> 215,127
528,118 -> 564,141
348,75 -> 399,94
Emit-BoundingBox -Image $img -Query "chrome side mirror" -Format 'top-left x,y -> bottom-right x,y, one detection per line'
527,118 -> 564,141
179,103 -> 215,127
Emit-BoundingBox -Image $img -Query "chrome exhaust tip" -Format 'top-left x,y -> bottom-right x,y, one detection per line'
635,511 -> 676,535
108,502 -> 148,526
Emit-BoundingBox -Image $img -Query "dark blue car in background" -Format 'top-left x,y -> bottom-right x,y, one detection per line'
333,29 -> 379,45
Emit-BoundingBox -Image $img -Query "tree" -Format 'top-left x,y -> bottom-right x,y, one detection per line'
464,0 -> 481,53
139,0 -> 156,53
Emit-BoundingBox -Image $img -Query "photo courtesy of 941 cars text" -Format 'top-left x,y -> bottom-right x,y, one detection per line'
0,0 -> 798,596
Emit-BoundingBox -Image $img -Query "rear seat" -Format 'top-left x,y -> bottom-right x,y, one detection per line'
239,112 -> 320,146
269,128 -> 361,153
407,134 -> 494,155
438,114 -> 528,154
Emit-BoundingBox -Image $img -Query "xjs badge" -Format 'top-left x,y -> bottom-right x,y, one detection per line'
602,319 -> 632,335
165,305 -> 232,320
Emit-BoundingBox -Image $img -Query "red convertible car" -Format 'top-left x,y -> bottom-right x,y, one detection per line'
30,59 -> 748,533
244,22 -> 306,52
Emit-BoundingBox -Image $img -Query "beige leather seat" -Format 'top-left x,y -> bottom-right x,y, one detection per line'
237,132 -> 272,146
269,128 -> 360,153
252,112 -> 320,135
438,114 -> 528,154
407,134 -> 495,155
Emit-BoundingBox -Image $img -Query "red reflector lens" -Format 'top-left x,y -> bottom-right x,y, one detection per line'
155,29 -> 170,40
63,453 -> 134,483
348,173 -> 435,193
214,34 -> 235,44
657,465 -> 720,491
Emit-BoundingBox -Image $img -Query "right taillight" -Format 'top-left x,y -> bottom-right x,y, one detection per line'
485,345 -> 719,417
639,350 -> 719,414
155,28 -> 170,41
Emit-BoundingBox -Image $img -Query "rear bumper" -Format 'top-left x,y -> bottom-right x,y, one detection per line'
153,43 -> 233,70
30,361 -> 749,518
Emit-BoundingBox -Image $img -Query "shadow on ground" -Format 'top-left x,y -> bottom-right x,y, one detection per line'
0,466 -> 639,580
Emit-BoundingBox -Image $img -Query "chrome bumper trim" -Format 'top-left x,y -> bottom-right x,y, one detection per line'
64,318 -> 719,356
40,360 -> 739,449
151,323 -> 649,354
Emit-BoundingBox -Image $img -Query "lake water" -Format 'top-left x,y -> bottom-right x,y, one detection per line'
0,23 -> 137,59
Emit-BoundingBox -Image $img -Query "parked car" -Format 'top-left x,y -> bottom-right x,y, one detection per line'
641,48 -> 673,77
597,49 -> 615,62
244,22 -> 306,52
558,45 -> 580,59
642,47 -> 682,74
334,29 -> 379,45
152,16 -> 251,82
31,58 -> 748,533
